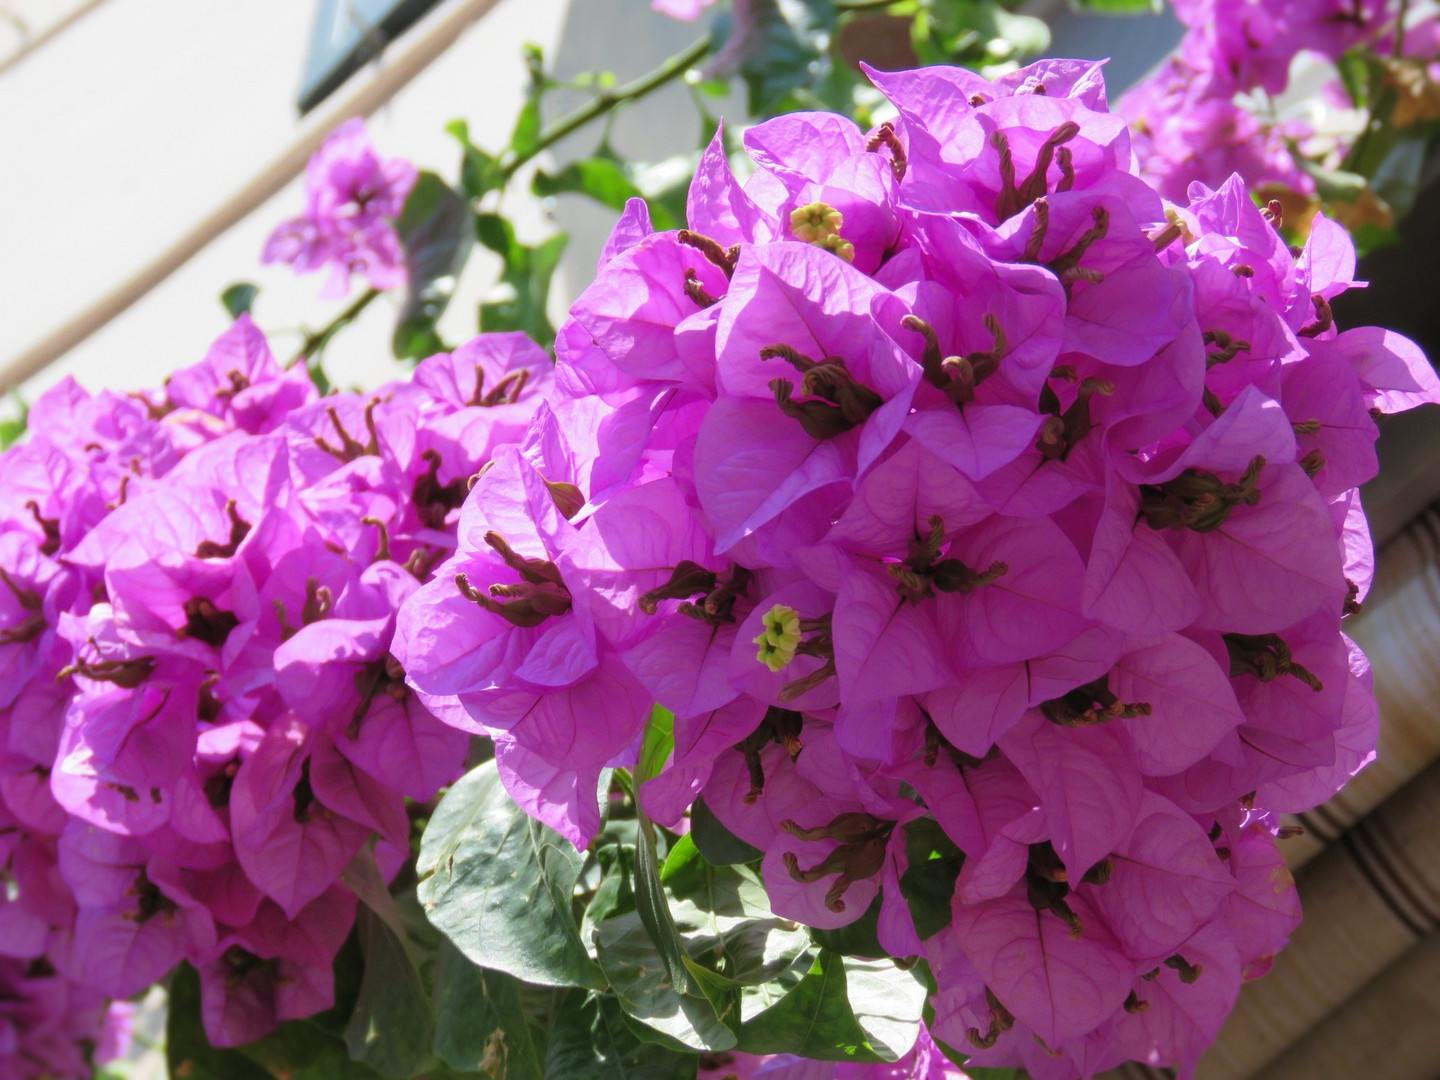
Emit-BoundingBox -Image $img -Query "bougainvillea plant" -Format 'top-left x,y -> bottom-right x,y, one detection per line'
1,5 -> 1438,1079
396,54 -> 1439,1079
263,117 -> 418,299
0,311 -> 550,1072
1117,0 -> 1440,250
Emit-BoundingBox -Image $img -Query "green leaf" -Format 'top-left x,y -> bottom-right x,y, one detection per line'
899,818 -> 963,941
0,395 -> 28,451
627,714 -> 739,1033
690,795 -> 763,866
509,43 -> 549,160
737,951 -> 926,1062
638,705 -> 675,788
432,940 -> 544,1079
989,9 -> 1051,58
1337,47 -> 1371,108
392,171 -> 475,361
913,0 -> 1049,68
220,283 -> 259,320
544,990 -> 700,1080
598,834 -> 814,1051
591,707 -> 803,1053
447,119 -> 505,200
1369,130 -> 1431,220
1066,0 -> 1160,11
416,759 -> 603,989
593,908 -> 738,1051
735,953 -> 812,1026
658,831 -> 704,889
582,817 -> 641,942
662,846 -> 767,924
1291,156 -> 1370,204
842,955 -> 929,1059
1352,222 -> 1402,256
738,951 -> 861,1058
629,707 -> 702,1002
730,0 -> 839,116
241,1023 -> 383,1080
668,864 -> 814,998
510,97 -> 543,160
475,213 -> 568,347
344,905 -> 434,1077
533,156 -> 682,232
1341,64 -> 1405,178
687,896 -> 814,1025
534,157 -> 643,212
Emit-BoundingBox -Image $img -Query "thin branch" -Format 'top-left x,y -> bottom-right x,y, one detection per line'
1394,0 -> 1411,57
497,33 -> 713,181
288,287 -> 381,367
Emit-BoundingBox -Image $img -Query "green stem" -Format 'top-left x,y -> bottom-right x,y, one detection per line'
288,286 -> 380,367
498,33 -> 713,180
612,766 -> 636,803
1394,0 -> 1410,57
835,0 -> 902,10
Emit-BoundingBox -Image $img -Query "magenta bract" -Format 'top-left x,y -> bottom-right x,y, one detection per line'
0,316 -> 551,1048
395,56 -> 1438,1077
262,118 -> 417,298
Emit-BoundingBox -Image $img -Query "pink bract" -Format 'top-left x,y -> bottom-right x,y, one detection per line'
396,55 -> 1438,1078
0,318 -> 552,1049
262,118 -> 417,298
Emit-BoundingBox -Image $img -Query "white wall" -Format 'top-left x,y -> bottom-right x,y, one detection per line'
1,0 -> 574,407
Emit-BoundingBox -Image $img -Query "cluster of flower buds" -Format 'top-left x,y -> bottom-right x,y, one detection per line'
0,314 -> 550,1052
1120,0 -> 1439,201
263,118 -> 416,298
396,58 -> 1440,1077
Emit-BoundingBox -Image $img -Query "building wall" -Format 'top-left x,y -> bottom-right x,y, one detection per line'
2,0 -> 571,403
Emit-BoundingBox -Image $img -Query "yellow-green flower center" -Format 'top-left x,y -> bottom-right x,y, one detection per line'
753,603 -> 803,672
790,202 -> 854,262
815,233 -> 855,263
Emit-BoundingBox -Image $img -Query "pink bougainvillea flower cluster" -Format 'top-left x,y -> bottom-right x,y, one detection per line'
1120,0 -> 1432,200
1165,0 -> 1391,99
0,315 -> 549,1051
0,957 -> 128,1079
263,118 -> 417,299
396,58 -> 1440,1077
1120,53 -> 1316,206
